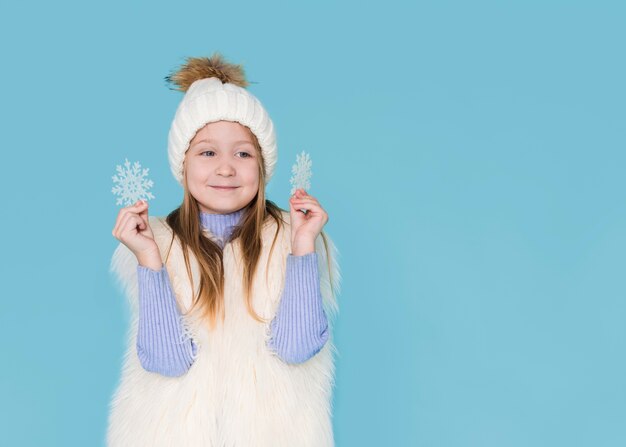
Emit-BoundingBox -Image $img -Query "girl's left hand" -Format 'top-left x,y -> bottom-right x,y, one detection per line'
289,188 -> 329,255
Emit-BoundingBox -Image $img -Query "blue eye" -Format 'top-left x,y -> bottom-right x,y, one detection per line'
199,150 -> 252,158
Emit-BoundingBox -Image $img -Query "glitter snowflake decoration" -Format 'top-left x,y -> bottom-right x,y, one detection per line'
289,150 -> 313,195
111,158 -> 155,206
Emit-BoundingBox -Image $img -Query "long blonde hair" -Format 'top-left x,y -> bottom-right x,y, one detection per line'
162,124 -> 335,331
163,124 -> 285,330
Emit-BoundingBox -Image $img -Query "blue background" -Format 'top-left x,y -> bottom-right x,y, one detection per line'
1,1 -> 624,445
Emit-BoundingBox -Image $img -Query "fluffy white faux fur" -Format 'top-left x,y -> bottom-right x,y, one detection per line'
106,211 -> 340,446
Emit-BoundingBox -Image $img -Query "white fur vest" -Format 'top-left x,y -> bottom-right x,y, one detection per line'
106,210 -> 341,447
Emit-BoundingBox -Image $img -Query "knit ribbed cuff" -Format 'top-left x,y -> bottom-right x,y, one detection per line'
268,252 -> 329,364
136,264 -> 197,376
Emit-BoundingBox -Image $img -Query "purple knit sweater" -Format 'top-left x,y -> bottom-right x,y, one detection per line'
135,208 -> 329,376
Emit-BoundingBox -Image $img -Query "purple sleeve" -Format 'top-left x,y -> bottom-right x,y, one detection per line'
136,264 -> 198,377
267,252 -> 329,364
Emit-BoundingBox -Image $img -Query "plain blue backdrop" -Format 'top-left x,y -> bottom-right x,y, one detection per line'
1,1 -> 624,445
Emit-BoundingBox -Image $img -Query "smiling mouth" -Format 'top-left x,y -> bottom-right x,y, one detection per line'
211,186 -> 239,190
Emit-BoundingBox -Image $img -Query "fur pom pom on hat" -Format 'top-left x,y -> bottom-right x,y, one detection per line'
165,53 -> 277,185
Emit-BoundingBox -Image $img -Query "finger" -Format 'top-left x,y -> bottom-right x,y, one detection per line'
118,201 -> 148,234
114,211 -> 136,238
290,198 -> 319,207
295,189 -> 315,199
290,201 -> 324,215
138,200 -> 149,220
293,202 -> 327,221
113,212 -> 131,239
116,213 -> 145,240
291,195 -> 316,202
292,192 -> 318,202
113,201 -> 146,234
116,213 -> 138,239
132,211 -> 149,231
123,214 -> 146,235
290,198 -> 320,208
294,197 -> 318,206
289,199 -> 313,211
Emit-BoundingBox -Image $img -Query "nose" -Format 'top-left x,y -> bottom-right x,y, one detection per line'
216,160 -> 235,176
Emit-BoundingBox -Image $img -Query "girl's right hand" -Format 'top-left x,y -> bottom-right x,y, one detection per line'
112,200 -> 161,266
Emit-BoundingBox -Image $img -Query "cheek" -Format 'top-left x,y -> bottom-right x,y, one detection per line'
241,164 -> 259,185
186,160 -> 206,180
184,165 -> 208,193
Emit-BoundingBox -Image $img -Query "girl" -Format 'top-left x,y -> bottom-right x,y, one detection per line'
107,54 -> 340,447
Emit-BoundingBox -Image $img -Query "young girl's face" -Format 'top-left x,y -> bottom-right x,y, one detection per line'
184,120 -> 260,214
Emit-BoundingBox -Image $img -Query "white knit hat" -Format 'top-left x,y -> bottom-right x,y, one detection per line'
165,55 -> 277,186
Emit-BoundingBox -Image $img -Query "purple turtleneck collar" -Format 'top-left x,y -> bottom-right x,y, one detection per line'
199,208 -> 245,242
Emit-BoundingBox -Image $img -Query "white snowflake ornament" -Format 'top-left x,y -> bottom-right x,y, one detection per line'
111,158 -> 155,206
289,150 -> 312,196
